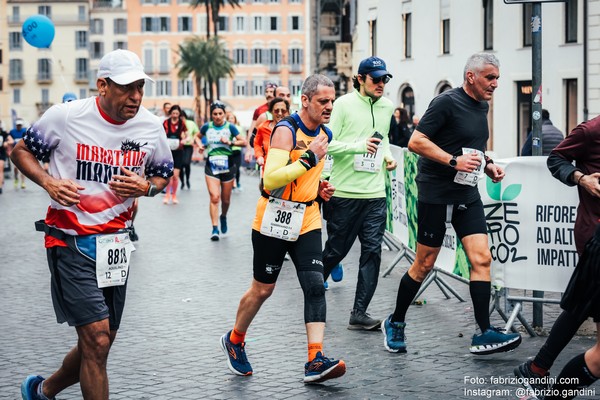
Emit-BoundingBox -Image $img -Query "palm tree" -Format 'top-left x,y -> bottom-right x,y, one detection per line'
176,36 -> 235,120
190,0 -> 241,38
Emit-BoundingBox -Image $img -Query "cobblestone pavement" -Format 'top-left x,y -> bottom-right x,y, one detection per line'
1,165 -> 598,399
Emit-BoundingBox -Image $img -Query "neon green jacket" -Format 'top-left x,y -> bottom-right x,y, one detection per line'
326,89 -> 394,198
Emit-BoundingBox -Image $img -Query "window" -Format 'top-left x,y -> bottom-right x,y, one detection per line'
252,80 -> 262,96
234,48 -> 247,64
113,41 -> 127,50
13,88 -> 21,104
268,48 -> 281,72
159,16 -> 170,32
484,0 -> 493,50
178,79 -> 193,96
218,16 -> 229,32
251,48 -> 263,64
565,79 -> 577,134
38,59 -> 51,80
197,15 -> 207,33
441,19 -> 450,54
565,0 -> 577,43
159,0 -> 170,3
370,19 -> 377,55
178,16 -> 192,32
290,80 -> 301,96
254,16 -> 263,32
79,88 -> 87,100
11,6 -> 19,23
289,0 -> 301,3
269,16 -> 279,31
78,6 -> 86,22
90,19 -> 104,35
523,4 -> 532,47
219,78 -> 228,97
156,80 -> 172,96
235,16 -> 245,32
76,58 -> 89,80
144,48 -> 154,72
404,13 -> 412,59
270,0 -> 280,3
9,59 -> 23,81
159,48 -> 169,72
142,17 -> 153,32
234,80 -> 247,96
290,16 -> 300,31
38,5 -> 51,18
114,18 -> 127,34
38,58 -> 51,81
91,42 -> 104,59
41,88 -> 49,104
289,48 -> 302,65
75,31 -> 88,49
9,32 -> 22,51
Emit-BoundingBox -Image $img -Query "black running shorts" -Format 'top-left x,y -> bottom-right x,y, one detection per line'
46,242 -> 127,331
252,229 -> 323,284
417,199 -> 487,248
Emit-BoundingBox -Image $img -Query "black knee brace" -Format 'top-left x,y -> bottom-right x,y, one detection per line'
298,270 -> 327,323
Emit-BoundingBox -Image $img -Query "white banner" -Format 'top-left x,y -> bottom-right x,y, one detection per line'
386,149 -> 579,293
479,157 -> 579,292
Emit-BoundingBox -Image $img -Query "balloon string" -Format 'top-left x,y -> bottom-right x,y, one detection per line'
49,53 -> 69,93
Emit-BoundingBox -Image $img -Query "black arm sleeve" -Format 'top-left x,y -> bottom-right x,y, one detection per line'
547,152 -> 578,187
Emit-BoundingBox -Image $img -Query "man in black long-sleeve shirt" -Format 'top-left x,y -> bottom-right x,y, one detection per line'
514,116 -> 600,398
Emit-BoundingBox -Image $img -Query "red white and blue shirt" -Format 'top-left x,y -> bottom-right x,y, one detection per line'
24,96 -> 174,247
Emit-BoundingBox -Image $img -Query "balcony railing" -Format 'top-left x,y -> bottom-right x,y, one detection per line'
8,14 -> 89,26
289,64 -> 302,73
268,64 -> 281,73
37,73 -> 52,83
8,75 -> 24,84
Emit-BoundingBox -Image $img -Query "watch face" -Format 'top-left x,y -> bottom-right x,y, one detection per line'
449,156 -> 457,167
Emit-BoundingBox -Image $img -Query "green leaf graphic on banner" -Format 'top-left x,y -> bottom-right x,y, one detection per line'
501,184 -> 522,201
486,177 -> 502,201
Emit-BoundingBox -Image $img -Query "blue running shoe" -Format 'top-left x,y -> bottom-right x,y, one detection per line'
220,331 -> 253,376
470,326 -> 522,355
220,215 -> 228,234
381,315 -> 407,353
21,375 -> 44,400
210,227 -> 220,241
323,280 -> 329,290
330,263 -> 343,282
304,352 -> 346,383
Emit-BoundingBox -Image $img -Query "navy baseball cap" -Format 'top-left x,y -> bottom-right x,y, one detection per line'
358,56 -> 393,79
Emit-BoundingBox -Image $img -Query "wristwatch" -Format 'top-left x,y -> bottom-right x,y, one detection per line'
449,156 -> 458,168
145,182 -> 160,197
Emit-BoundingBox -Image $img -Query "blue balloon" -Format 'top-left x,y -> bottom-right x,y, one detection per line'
22,15 -> 55,49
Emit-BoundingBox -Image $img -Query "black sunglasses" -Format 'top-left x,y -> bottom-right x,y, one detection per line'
369,75 -> 391,84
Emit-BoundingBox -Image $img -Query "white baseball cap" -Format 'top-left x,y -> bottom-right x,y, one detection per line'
97,49 -> 154,85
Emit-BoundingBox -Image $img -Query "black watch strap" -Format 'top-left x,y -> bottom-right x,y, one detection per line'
146,182 -> 159,197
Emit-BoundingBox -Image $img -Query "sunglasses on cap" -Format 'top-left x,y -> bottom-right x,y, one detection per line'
210,101 -> 226,111
368,75 -> 391,84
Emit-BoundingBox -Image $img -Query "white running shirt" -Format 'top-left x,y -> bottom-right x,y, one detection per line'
24,97 -> 174,245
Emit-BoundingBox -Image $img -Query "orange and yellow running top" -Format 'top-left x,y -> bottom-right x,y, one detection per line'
252,114 -> 332,234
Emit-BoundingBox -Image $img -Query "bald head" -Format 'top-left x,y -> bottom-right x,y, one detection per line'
275,86 -> 291,101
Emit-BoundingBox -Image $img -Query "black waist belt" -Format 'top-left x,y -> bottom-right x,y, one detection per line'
35,220 -> 129,241
260,191 -> 315,206
35,220 -> 68,241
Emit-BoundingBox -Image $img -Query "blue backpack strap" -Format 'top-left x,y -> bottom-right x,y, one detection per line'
272,115 -> 299,148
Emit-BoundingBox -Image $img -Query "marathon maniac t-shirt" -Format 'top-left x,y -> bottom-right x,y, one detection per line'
23,97 -> 174,242
415,87 -> 490,204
